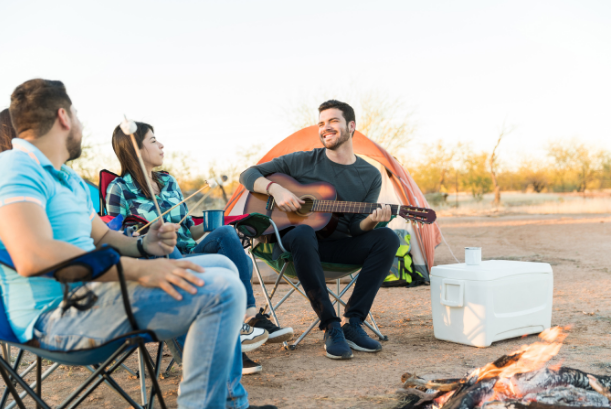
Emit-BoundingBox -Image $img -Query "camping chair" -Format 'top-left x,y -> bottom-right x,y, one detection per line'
0,245 -> 167,409
233,213 -> 388,350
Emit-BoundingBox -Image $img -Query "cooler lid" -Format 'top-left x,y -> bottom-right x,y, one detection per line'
430,260 -> 553,281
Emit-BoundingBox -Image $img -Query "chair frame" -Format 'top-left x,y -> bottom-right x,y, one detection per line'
0,246 -> 167,409
245,218 -> 388,350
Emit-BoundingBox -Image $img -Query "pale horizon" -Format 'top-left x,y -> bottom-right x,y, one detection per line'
2,0 -> 610,175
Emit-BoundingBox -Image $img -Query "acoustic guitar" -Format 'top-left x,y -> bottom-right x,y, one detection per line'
243,173 -> 436,237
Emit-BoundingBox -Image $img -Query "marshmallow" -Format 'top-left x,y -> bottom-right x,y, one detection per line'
120,118 -> 138,135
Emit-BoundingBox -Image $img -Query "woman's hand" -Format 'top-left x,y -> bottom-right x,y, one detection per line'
143,219 -> 179,256
134,258 -> 205,300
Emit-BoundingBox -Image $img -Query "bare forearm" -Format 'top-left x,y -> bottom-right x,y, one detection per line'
94,227 -> 140,257
253,176 -> 274,194
359,216 -> 377,232
190,224 -> 205,240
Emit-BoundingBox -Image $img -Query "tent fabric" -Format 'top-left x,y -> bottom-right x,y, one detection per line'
225,126 -> 442,271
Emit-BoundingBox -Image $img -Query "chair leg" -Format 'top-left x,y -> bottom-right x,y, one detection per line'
58,342 -> 133,409
250,250 -> 284,329
289,318 -> 320,350
336,279 -> 341,315
138,347 -> 148,407
0,362 -> 26,409
0,355 -> 47,409
36,357 -> 42,409
4,359 -> 59,410
138,342 -> 167,409
147,342 -> 165,409
262,265 -> 285,313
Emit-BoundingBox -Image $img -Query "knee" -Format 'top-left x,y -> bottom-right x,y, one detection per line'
374,228 -> 400,253
286,225 -> 316,245
184,254 -> 239,277
215,225 -> 238,238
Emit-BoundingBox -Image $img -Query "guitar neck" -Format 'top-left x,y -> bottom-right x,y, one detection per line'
312,200 -> 400,215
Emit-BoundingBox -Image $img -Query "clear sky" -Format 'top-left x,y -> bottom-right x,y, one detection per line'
1,0 -> 610,172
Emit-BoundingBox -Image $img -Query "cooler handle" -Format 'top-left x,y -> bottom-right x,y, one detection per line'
440,279 -> 464,308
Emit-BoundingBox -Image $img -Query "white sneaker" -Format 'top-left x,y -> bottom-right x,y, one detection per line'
240,323 -> 268,352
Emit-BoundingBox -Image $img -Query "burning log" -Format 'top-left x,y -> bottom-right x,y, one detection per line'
396,327 -> 611,409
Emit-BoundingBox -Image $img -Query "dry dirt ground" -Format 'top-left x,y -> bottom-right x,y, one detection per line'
2,214 -> 610,408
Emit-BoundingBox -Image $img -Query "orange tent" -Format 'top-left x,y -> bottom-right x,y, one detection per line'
225,126 -> 442,272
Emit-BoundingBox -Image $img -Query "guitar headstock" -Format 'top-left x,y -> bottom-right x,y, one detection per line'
398,206 -> 437,225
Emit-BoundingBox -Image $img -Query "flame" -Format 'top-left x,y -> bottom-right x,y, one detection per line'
433,326 -> 571,408
470,326 -> 569,382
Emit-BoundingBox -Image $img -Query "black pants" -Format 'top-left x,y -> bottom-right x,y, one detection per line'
280,225 -> 399,330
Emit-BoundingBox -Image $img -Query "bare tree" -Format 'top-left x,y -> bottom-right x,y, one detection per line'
284,89 -> 416,155
489,122 -> 515,206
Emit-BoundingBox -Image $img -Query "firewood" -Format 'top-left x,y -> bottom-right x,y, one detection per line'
588,375 -> 611,401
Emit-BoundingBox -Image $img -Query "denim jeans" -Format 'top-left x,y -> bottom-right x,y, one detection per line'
33,254 -> 249,409
171,225 -> 255,310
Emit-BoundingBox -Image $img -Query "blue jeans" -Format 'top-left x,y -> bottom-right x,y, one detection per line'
33,254 -> 249,409
171,225 -> 255,310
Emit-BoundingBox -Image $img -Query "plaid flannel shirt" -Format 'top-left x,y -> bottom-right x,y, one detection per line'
105,173 -> 197,254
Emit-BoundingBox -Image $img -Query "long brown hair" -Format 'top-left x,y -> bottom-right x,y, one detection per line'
111,122 -> 163,200
0,109 -> 15,153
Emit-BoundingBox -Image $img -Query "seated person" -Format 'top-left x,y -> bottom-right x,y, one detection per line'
0,79 -> 255,408
106,121 -> 293,372
239,100 -> 399,360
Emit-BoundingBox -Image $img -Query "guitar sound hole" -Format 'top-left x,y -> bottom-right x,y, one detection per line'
296,196 -> 315,217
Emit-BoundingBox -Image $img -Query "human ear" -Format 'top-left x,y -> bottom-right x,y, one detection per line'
57,108 -> 71,130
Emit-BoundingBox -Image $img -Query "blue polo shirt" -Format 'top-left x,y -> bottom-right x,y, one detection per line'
0,138 -> 96,342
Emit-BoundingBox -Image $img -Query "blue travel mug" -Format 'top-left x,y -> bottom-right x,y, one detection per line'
203,210 -> 225,232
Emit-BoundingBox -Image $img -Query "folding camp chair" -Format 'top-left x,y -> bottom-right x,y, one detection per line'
0,245 -> 167,409
233,213 -> 388,350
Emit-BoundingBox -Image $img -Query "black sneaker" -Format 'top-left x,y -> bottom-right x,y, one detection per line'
242,353 -> 262,375
324,322 -> 353,360
342,318 -> 382,352
247,308 -> 294,343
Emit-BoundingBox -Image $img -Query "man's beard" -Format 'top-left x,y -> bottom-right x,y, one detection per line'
66,129 -> 82,161
320,127 -> 351,151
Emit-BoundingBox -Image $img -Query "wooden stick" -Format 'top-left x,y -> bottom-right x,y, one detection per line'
138,184 -> 208,232
126,125 -> 168,258
178,191 -> 215,226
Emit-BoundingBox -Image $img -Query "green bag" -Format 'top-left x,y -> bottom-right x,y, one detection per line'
382,230 -> 425,288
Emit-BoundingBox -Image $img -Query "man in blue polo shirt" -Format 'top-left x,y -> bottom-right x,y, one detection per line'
0,79 -> 250,409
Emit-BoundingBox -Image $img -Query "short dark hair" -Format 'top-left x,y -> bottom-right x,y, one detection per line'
318,100 -> 356,125
0,109 -> 15,153
9,79 -> 73,137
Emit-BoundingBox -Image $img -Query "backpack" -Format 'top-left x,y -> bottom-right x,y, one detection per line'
382,230 -> 426,288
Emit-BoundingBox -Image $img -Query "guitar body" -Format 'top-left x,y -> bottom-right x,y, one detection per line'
243,173 -> 338,236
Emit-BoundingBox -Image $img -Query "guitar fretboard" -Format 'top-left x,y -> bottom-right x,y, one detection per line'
312,200 -> 400,214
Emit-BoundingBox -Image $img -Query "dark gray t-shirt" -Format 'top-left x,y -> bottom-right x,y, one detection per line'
239,148 -> 382,238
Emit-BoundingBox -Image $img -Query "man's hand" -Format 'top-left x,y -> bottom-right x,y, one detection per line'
134,258 -> 205,300
369,204 -> 392,223
269,184 -> 305,212
143,220 -> 179,256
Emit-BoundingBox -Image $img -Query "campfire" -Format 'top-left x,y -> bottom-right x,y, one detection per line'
396,327 -> 611,409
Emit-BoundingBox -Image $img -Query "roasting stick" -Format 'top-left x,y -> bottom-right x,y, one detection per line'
138,183 -> 209,232
177,186 -> 217,226
120,117 -> 169,258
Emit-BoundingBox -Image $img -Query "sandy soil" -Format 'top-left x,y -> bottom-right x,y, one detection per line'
2,213 -> 610,408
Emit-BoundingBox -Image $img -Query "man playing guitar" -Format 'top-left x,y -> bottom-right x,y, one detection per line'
239,100 -> 399,360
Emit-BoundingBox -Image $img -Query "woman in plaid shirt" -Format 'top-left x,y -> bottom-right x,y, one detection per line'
106,122 -> 293,374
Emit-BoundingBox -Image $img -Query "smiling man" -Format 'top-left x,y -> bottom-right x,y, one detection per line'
240,100 -> 399,360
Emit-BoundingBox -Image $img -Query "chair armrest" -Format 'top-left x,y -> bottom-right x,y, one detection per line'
30,244 -> 122,283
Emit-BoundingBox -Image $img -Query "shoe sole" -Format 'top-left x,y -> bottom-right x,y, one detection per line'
346,339 -> 382,353
324,345 -> 353,360
266,328 -> 294,344
242,365 -> 263,375
241,333 -> 269,353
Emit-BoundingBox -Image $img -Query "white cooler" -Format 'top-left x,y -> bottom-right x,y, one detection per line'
430,260 -> 553,348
